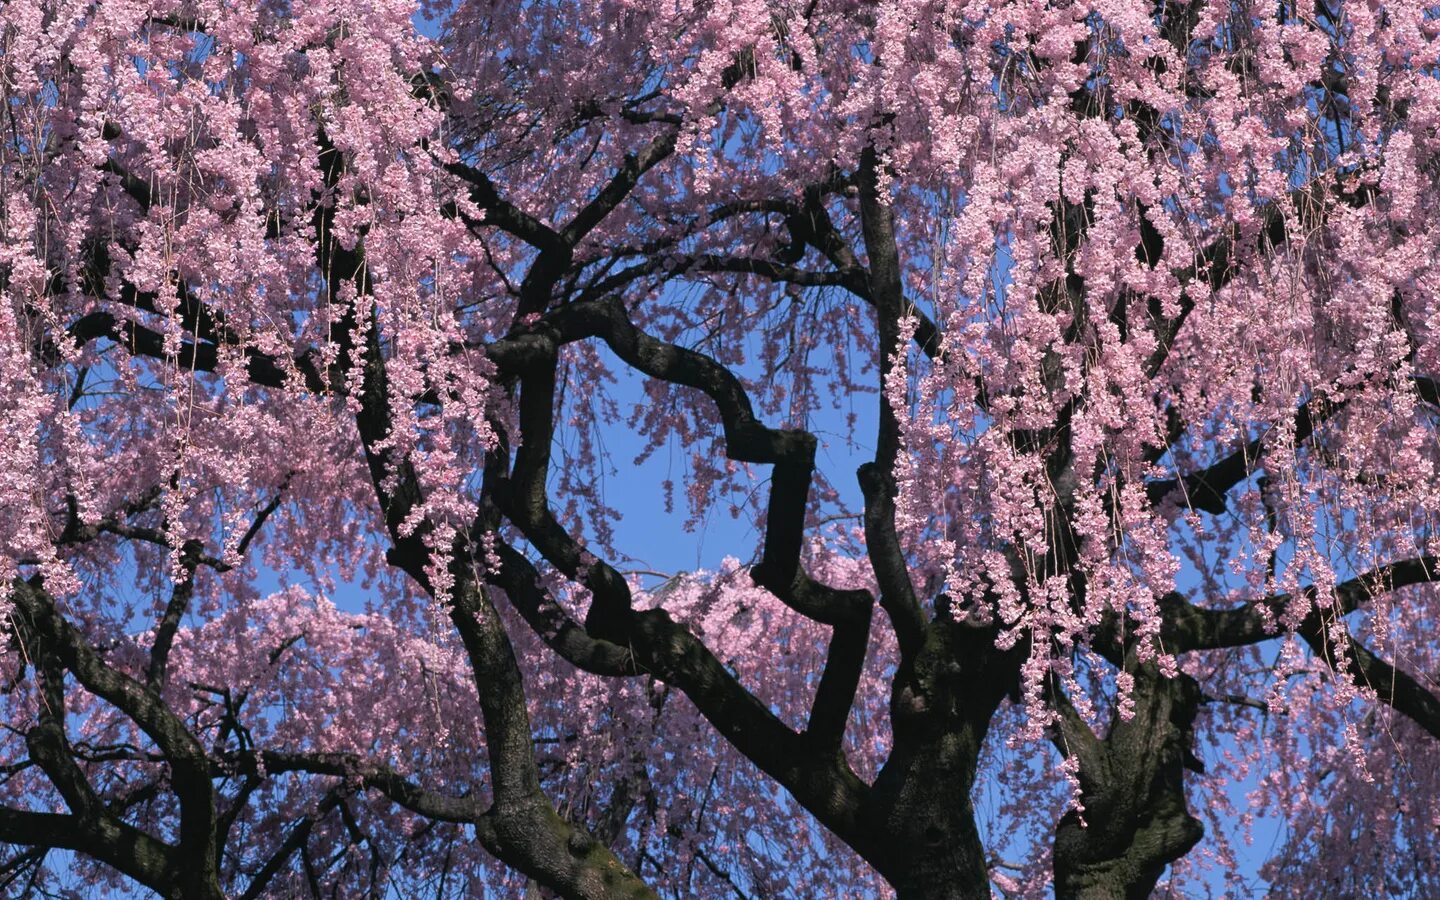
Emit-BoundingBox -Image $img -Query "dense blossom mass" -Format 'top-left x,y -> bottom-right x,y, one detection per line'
2,0 -> 1440,895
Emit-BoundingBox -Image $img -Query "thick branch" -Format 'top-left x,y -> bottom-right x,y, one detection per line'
491,297 -> 871,628
0,808 -> 174,890
443,160 -> 565,253
488,306 -> 873,845
1049,662 -> 1204,900
854,146 -> 927,661
1160,556 -> 1440,652
1146,392 -> 1337,514
1300,617 -> 1440,742
10,579 -> 219,896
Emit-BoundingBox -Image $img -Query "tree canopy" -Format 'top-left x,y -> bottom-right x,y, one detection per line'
3,0 -> 1440,895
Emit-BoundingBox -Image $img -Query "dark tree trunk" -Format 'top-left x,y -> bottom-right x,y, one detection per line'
869,737 -> 993,899
1052,661 -> 1205,899
858,622 -> 1016,899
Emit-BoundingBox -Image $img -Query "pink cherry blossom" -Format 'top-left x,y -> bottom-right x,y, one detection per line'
3,0 -> 1440,896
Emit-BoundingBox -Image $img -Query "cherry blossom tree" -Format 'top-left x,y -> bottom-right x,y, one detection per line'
3,0 -> 1440,895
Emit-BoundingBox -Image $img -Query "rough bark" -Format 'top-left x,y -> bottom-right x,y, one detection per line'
861,624 -> 1019,899
1051,660 -> 1205,899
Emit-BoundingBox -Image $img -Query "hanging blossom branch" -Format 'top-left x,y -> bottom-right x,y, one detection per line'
5,0 -> 1440,897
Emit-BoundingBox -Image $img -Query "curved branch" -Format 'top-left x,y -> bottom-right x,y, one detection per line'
1300,617 -> 1440,742
233,745 -> 657,899
443,160 -> 565,253
1160,555 -> 1440,652
562,130 -> 678,246
10,578 -> 220,895
492,296 -> 872,628
228,752 -> 481,824
1145,391 -> 1340,514
0,808 -> 174,890
236,789 -> 346,900
336,252 -> 656,899
487,302 -> 874,840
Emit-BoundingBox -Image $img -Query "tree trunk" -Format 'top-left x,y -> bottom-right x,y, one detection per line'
869,739 -> 993,899
859,623 -> 1013,899
1052,663 -> 1205,899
